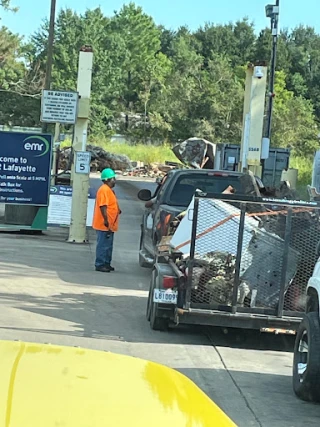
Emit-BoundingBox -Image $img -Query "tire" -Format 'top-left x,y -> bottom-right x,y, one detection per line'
293,312 -> 320,402
150,300 -> 169,331
139,232 -> 152,268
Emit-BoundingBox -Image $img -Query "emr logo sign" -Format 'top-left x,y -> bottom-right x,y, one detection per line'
23,136 -> 50,157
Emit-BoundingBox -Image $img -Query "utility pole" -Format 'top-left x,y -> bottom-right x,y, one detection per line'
68,46 -> 93,243
42,0 -> 56,134
5,0 -> 57,225
265,0 -> 280,141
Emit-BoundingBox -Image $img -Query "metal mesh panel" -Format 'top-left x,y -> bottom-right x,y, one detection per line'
190,198 -> 251,307
284,212 -> 320,311
239,215 -> 298,310
188,195 -> 320,316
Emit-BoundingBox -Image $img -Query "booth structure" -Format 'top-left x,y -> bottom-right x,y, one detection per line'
0,131 -> 53,231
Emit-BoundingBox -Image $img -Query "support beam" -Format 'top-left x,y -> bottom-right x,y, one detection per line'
68,46 -> 93,243
239,63 -> 268,178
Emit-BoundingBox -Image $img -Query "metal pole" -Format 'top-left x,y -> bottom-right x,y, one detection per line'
51,122 -> 60,185
277,207 -> 292,317
265,0 -> 280,141
185,197 -> 199,310
42,0 -> 56,134
232,203 -> 246,314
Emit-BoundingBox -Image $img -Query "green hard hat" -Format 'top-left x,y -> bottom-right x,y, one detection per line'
101,168 -> 116,181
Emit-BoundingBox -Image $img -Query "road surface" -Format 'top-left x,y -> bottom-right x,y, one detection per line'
0,177 -> 319,426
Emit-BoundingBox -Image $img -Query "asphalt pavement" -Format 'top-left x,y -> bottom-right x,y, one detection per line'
0,177 -> 319,426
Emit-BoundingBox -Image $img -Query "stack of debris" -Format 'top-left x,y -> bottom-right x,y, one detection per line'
188,251 -> 236,305
174,251 -> 251,306
58,145 -> 132,172
123,162 -> 176,178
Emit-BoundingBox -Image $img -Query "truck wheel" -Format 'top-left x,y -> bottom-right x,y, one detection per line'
293,312 -> 320,402
146,270 -> 156,321
150,301 -> 169,331
139,232 -> 151,268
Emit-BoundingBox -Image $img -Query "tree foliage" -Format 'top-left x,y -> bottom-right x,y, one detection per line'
0,0 -> 18,11
1,3 -> 320,155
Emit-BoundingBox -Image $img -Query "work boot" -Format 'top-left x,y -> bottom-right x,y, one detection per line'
95,266 -> 111,273
105,264 -> 115,272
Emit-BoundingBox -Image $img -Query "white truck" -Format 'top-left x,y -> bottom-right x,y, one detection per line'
293,243 -> 320,402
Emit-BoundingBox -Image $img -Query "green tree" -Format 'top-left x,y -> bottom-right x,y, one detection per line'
0,25 -> 41,126
194,19 -> 255,67
272,70 -> 319,155
110,3 -> 163,131
150,34 -> 243,143
5,3 -> 320,155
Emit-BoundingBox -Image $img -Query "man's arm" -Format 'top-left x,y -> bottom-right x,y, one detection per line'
100,205 -> 109,228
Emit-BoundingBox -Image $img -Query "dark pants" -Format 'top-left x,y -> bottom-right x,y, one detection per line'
95,230 -> 114,268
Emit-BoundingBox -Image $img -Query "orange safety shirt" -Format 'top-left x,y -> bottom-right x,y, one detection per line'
92,184 -> 120,232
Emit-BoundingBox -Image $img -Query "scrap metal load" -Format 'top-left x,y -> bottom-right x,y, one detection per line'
164,175 -> 320,312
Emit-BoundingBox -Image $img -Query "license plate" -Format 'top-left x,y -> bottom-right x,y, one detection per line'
260,328 -> 296,335
153,289 -> 178,304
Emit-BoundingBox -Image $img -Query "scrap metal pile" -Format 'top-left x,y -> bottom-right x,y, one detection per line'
122,162 -> 177,178
57,136 -> 217,177
58,146 -> 180,177
165,172 -> 320,311
58,145 -> 132,172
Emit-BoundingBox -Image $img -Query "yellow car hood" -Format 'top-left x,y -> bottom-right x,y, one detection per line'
0,340 -> 236,427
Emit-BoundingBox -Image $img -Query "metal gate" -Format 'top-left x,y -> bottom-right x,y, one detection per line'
185,192 -> 320,318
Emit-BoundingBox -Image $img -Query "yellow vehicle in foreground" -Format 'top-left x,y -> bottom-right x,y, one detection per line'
0,340 -> 235,426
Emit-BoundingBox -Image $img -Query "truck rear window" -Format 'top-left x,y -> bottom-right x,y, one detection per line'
169,174 -> 242,206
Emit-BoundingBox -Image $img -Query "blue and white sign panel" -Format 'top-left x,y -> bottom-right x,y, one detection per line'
48,185 -> 95,227
0,131 -> 52,206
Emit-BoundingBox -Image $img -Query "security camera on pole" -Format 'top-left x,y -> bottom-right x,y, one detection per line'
68,46 -> 94,243
265,0 -> 280,143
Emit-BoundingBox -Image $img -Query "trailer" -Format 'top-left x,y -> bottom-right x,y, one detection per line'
146,192 -> 320,332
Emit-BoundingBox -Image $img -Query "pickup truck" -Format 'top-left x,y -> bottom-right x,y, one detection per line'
137,169 -> 264,268
139,175 -> 320,333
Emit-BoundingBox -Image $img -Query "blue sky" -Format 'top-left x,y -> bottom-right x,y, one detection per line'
1,0 -> 319,39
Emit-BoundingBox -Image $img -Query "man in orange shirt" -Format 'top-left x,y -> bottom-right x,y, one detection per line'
92,168 -> 121,272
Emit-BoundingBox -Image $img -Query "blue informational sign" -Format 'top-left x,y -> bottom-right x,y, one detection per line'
50,185 -> 96,198
48,185 -> 96,227
0,131 -> 52,206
